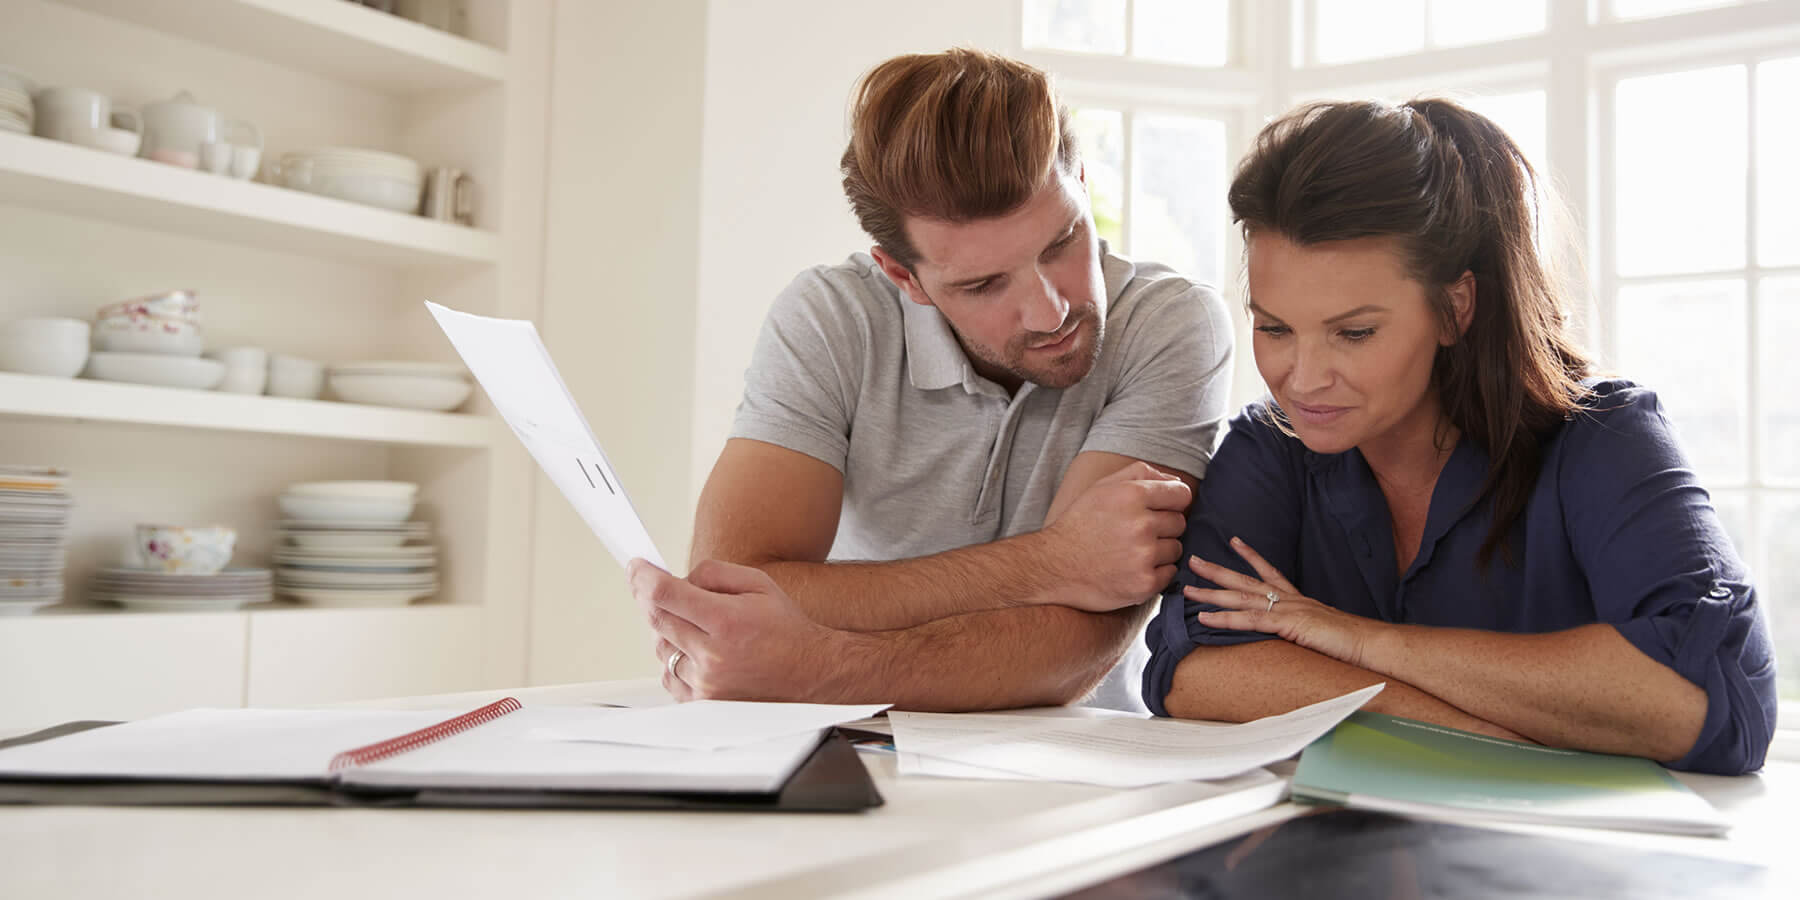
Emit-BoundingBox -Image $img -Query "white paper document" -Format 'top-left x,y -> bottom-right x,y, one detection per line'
889,683 -> 1384,788
529,700 -> 892,751
426,301 -> 665,569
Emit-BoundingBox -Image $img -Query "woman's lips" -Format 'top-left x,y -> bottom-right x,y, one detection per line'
1288,401 -> 1351,425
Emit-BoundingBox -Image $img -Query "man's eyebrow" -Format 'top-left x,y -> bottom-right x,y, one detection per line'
944,214 -> 1082,290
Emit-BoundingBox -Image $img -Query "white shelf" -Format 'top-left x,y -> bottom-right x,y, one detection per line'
0,372 -> 503,448
45,0 -> 507,96
0,131 -> 501,268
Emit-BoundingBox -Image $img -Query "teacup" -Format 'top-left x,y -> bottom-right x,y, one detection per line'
33,86 -> 140,147
136,524 -> 236,575
268,353 -> 324,399
207,346 -> 268,394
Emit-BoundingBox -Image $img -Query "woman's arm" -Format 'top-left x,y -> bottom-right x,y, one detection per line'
1164,638 -> 1527,740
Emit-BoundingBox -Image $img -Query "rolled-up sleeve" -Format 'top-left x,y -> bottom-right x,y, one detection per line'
1563,386 -> 1777,774
1143,406 -> 1302,716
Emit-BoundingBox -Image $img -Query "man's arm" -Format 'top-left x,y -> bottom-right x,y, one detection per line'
691,440 -> 1194,631
635,558 -> 1153,710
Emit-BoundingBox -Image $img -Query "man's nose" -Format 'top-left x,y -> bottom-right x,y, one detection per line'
1020,272 -> 1070,334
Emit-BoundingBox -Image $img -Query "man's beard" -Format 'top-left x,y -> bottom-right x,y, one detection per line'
955,302 -> 1105,390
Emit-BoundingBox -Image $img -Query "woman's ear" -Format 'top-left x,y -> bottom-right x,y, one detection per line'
1442,270 -> 1476,345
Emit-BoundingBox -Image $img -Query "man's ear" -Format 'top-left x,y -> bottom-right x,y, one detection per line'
1442,270 -> 1476,345
870,246 -> 933,307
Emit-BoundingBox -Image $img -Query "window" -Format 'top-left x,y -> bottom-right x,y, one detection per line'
1024,0 -> 1800,749
1604,53 -> 1800,703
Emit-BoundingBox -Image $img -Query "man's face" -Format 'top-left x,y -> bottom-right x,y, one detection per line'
875,170 -> 1107,391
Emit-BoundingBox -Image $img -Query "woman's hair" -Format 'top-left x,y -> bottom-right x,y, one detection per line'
1228,98 -> 1592,566
840,48 -> 1079,270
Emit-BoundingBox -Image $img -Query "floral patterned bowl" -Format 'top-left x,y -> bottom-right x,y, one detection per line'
135,524 -> 236,575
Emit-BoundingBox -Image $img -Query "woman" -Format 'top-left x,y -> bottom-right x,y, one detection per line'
1143,98 -> 1775,775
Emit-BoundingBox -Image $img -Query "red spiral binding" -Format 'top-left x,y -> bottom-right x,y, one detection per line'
328,697 -> 523,772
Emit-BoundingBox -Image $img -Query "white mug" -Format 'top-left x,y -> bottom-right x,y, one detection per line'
32,86 -> 139,147
206,346 -> 268,394
267,353 -> 324,399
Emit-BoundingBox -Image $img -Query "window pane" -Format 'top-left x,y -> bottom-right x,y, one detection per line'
1315,0 -> 1426,65
1023,0 -> 1126,55
1761,493 -> 1800,702
1609,0 -> 1737,21
1130,114 -> 1227,288
1073,108 -> 1125,250
1133,0 -> 1229,66
1762,277 -> 1800,483
1461,89 -> 1547,181
1615,66 -> 1747,276
1757,57 -> 1800,268
1614,280 -> 1748,485
1429,0 -> 1546,47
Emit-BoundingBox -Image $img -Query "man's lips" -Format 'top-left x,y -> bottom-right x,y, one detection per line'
1031,322 -> 1080,352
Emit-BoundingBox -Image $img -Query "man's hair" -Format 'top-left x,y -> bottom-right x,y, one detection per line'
1229,98 -> 1593,567
840,48 -> 1080,270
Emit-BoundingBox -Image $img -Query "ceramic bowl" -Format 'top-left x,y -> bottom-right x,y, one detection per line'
277,492 -> 415,524
93,315 -> 204,356
97,290 -> 201,323
135,524 -> 236,575
328,372 -> 471,411
0,318 -> 90,377
84,352 -> 225,390
286,481 -> 419,500
267,354 -> 324,399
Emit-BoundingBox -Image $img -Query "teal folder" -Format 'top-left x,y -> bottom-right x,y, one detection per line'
1291,711 -> 1729,836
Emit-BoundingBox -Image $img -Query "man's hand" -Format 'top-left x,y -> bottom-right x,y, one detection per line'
1033,461 -> 1191,613
627,557 -> 851,703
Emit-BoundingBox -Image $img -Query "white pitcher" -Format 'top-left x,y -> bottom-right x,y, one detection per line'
139,90 -> 261,170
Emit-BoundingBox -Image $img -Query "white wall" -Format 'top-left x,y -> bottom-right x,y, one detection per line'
527,0 -> 707,684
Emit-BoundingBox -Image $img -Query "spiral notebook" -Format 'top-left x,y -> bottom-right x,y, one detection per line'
0,699 -> 883,812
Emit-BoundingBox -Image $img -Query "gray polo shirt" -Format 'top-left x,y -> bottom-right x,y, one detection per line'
731,245 -> 1235,711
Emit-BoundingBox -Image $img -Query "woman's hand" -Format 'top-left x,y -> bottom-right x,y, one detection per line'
1186,536 -> 1386,669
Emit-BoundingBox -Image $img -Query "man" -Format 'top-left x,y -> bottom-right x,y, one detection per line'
628,48 -> 1234,711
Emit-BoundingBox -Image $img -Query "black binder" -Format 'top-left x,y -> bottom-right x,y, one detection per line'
0,720 -> 883,813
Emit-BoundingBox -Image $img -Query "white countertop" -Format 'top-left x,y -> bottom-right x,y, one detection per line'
1,679 -> 1793,899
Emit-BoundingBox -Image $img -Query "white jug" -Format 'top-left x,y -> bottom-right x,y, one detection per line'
139,90 -> 261,170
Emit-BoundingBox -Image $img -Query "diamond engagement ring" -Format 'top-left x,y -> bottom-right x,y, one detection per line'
1265,591 -> 1280,612
667,649 -> 685,679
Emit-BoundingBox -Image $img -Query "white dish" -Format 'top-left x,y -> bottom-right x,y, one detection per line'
0,597 -> 58,615
330,361 -> 468,379
278,586 -> 435,608
285,480 -> 418,500
94,593 -> 265,612
281,532 -> 415,550
273,543 -> 435,558
329,373 -> 472,411
277,493 -> 415,524
0,318 -> 90,378
280,165 -> 421,214
275,567 -> 437,587
85,352 -> 225,390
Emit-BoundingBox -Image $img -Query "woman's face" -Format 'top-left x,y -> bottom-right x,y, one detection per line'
1246,232 -> 1463,457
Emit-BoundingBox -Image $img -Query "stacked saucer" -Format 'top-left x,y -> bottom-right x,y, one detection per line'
0,465 -> 70,616
275,481 -> 436,607
91,566 -> 272,612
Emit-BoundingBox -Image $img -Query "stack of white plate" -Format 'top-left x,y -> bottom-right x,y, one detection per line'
275,481 -> 436,607
0,465 -> 69,616
328,361 -> 473,412
0,67 -> 31,135
90,567 -> 272,612
277,147 -> 423,214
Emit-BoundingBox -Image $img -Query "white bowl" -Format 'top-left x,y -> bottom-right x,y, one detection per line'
267,354 -> 324,399
0,318 -> 90,377
84,352 -> 226,390
136,524 -> 236,575
282,168 -> 422,214
330,360 -> 467,379
98,291 -> 201,323
93,316 -> 204,356
277,493 -> 416,524
286,481 -> 418,500
330,373 -> 472,411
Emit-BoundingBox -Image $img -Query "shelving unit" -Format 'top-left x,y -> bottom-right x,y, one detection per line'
0,0 -> 545,726
0,131 -> 501,268
0,372 -> 504,447
43,0 -> 507,95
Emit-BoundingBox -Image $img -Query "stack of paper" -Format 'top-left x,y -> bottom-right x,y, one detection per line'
890,684 -> 1383,788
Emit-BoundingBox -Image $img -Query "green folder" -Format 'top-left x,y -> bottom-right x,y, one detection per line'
1292,711 -> 1729,836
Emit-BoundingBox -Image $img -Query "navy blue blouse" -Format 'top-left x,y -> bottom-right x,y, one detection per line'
1143,380 -> 1777,775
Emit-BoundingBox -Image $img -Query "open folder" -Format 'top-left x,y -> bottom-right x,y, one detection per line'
0,700 -> 883,812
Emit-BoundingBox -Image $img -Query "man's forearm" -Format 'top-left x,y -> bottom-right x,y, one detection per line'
752,533 -> 1086,631
1163,640 -> 1524,739
806,602 -> 1147,710
1360,623 -> 1706,762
